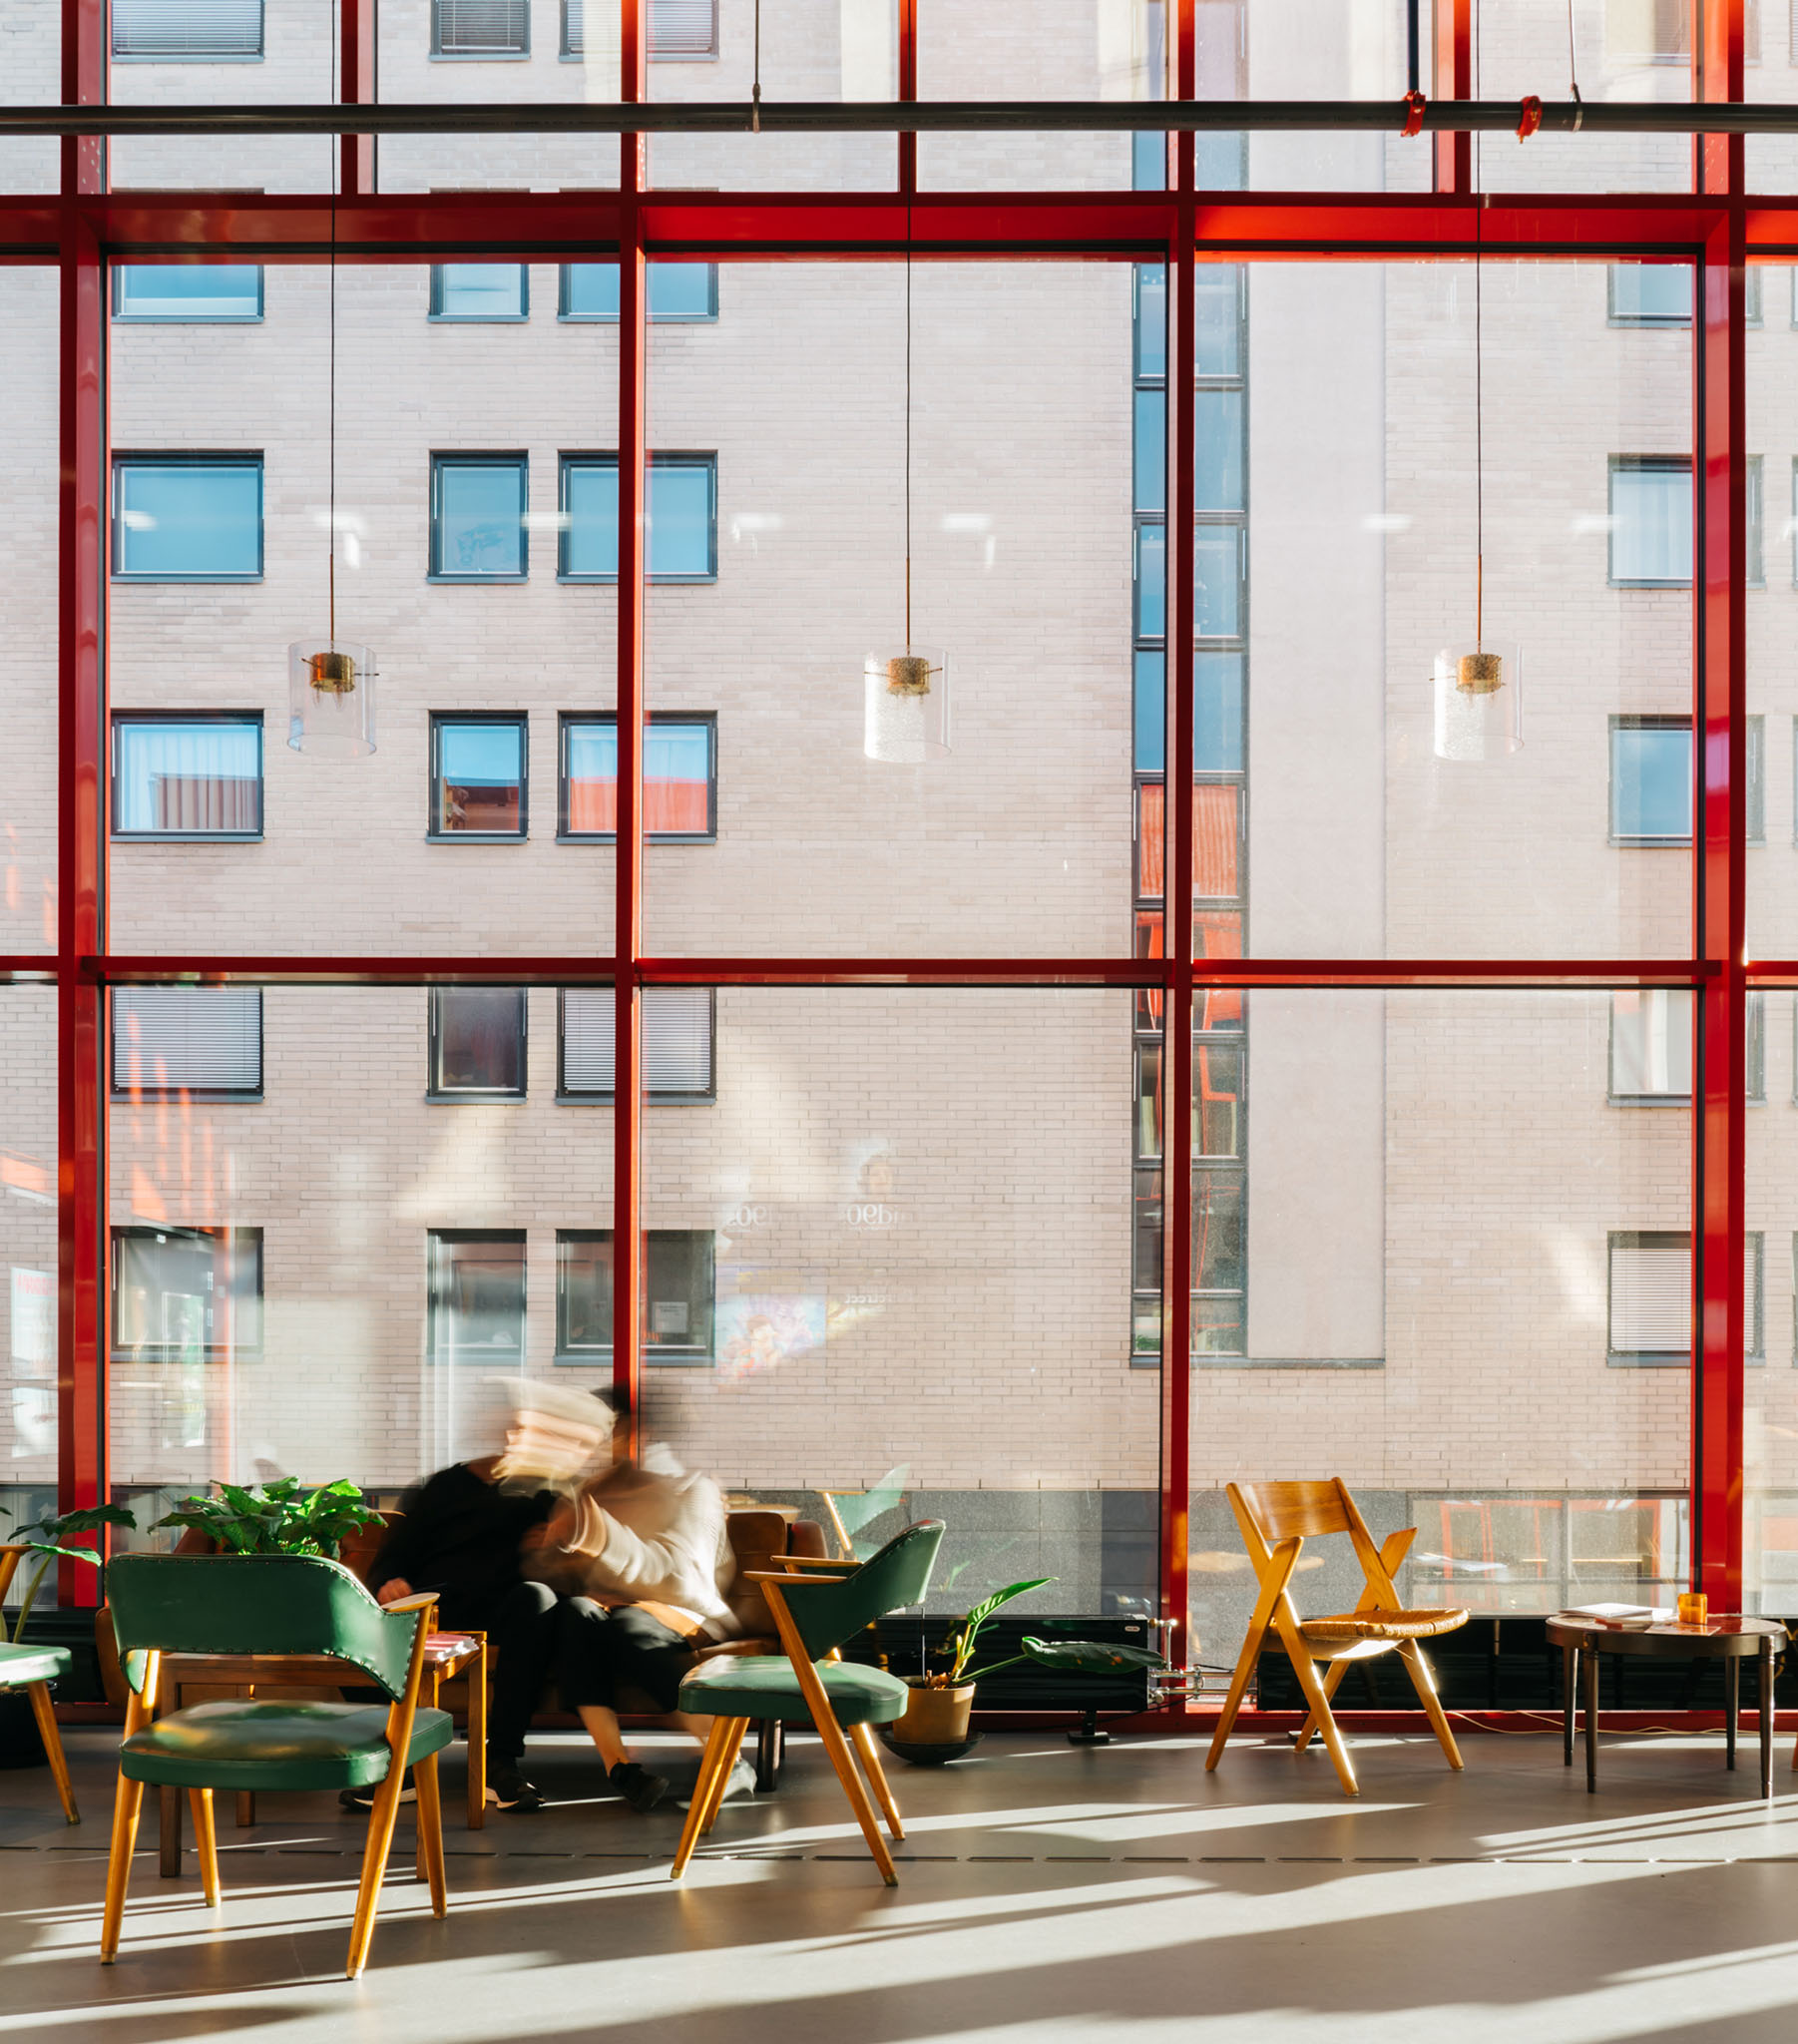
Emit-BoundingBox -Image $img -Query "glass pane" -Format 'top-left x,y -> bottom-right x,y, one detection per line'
647,259 -> 1142,958
649,462 -> 714,579
562,719 -> 712,837
1609,261 -> 1692,327
108,260 -> 618,956
433,264 -> 528,320
435,722 -> 525,834
0,267 -> 58,947
115,265 -> 263,321
434,459 -> 527,579
0,990 -> 58,1552
1189,988 -> 1692,1663
1610,724 -> 1692,842
433,988 -> 527,1094
108,987 -> 610,1500
114,719 -> 261,836
564,461 -> 619,578
643,988 -> 1152,1616
1194,389 -> 1244,512
1208,257 -> 1691,959
115,460 -> 261,578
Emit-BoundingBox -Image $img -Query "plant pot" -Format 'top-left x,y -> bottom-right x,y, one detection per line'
890,1679 -> 975,1747
0,1688 -> 47,1772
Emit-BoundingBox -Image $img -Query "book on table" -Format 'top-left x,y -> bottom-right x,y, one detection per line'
1564,1603 -> 1676,1630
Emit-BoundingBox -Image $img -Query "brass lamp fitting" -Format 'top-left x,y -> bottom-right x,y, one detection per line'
1456,650 -> 1504,695
308,650 -> 358,694
886,655 -> 934,696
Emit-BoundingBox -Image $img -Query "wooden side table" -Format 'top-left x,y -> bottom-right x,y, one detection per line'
154,1632 -> 489,1877
1545,1614 -> 1786,1797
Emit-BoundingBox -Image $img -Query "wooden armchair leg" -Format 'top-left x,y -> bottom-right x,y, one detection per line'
812,1708 -> 898,1885
753,1719 -> 783,1791
671,1717 -> 733,1879
1293,1661 -> 1352,1754
1204,1623 -> 1266,1773
697,1721 -> 750,1836
415,1754 -> 448,1918
100,1774 -> 146,1962
1288,1651 -> 1359,1796
234,1791 -> 255,1827
345,1764 -> 409,1980
1398,1640 -> 1465,1771
26,1683 -> 77,1823
848,1722 -> 905,1841
189,1788 -> 222,1906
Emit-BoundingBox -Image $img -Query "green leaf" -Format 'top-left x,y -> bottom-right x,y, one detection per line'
1019,1637 -> 1167,1676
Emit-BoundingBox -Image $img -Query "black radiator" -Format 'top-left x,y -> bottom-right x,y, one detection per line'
846,1613 -> 1159,1714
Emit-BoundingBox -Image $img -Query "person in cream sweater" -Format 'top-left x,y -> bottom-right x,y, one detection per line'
526,1407 -> 743,1813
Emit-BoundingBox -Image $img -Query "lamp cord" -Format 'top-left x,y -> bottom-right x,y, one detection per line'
1474,199 -> 1483,651
904,198 -> 912,653
328,19 -> 338,645
751,0 -> 761,132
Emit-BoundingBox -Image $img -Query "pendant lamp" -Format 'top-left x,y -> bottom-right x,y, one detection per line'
289,189 -> 375,757
1433,212 -> 1521,763
865,207 -> 951,763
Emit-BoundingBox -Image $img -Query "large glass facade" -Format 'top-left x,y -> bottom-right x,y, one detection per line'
0,0 -> 1783,1677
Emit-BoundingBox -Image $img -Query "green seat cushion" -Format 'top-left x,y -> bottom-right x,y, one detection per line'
120,1700 -> 454,1791
0,1644 -> 71,1689
678,1656 -> 911,1726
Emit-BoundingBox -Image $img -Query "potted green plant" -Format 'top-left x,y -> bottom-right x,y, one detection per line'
1,1503 -> 137,1768
891,1575 -> 1054,1746
153,1477 -> 383,1557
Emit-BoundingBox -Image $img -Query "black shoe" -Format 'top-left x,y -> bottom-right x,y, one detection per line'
338,1777 -> 415,1813
609,1760 -> 670,1813
485,1763 -> 545,1813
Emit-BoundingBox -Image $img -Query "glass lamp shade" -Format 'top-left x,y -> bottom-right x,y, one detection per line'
287,640 -> 376,757
863,648 -> 951,764
1432,643 -> 1522,762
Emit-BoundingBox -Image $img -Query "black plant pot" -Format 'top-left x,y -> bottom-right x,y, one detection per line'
0,1687 -> 48,1771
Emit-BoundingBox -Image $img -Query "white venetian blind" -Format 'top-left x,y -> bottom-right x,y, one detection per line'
562,987 -> 712,1096
563,0 -> 716,56
1607,1234 -> 1760,1356
112,0 -> 264,57
436,0 -> 530,54
112,989 -> 262,1095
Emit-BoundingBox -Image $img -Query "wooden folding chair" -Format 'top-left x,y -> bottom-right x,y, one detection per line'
1205,1479 -> 1470,1797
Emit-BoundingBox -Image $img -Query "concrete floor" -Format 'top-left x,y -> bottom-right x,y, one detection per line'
5,1722 -> 1798,2043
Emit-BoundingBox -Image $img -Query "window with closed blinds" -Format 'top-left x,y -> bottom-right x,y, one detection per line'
112,0 -> 263,58
562,0 -> 717,56
1608,1231 -> 1762,1360
434,0 -> 530,55
112,989 -> 263,1098
559,987 -> 713,1099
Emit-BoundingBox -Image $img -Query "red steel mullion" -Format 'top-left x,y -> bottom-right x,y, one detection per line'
339,0 -> 377,199
1695,0 -> 1743,198
898,0 -> 916,195
613,0 -> 648,1453
56,212 -> 105,1592
1694,211 -> 1746,1609
1158,41 -> 1195,1671
1433,0 -> 1472,196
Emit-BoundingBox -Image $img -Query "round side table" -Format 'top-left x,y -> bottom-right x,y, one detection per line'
1544,1614 -> 1787,1796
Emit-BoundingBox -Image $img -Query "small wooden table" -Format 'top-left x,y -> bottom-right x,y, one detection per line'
155,1632 -> 488,1877
1545,1614 -> 1786,1798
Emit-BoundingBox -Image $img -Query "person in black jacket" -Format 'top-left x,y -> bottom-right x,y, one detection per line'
355,1379 -> 612,1813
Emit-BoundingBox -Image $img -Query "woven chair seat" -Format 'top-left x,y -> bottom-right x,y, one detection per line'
1299,1607 -> 1469,1645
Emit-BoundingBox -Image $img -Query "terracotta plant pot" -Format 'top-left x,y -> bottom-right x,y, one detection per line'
891,1679 -> 975,1746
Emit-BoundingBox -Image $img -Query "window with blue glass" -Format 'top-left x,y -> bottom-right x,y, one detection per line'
1609,718 -> 1691,844
429,454 -> 528,580
113,714 -> 262,840
430,264 -> 529,320
559,454 -> 717,582
1608,456 -> 1692,586
112,455 -> 262,581
430,715 -> 528,839
559,263 -> 718,321
113,265 -> 262,321
1608,263 -> 1692,326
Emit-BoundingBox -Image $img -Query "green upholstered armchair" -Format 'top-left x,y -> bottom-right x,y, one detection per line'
102,1552 -> 452,1978
674,1518 -> 945,1886
0,1546 -> 79,1824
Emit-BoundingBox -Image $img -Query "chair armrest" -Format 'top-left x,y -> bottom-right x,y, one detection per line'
378,1592 -> 440,1616
739,1569 -> 840,1588
690,1636 -> 775,1661
774,1556 -> 858,1572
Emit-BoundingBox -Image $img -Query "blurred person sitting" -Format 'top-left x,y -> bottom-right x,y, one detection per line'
526,1393 -> 742,1813
355,1377 -> 612,1814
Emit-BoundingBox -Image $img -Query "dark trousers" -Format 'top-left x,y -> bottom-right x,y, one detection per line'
440,1579 -> 564,1765
556,1598 -> 695,1716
